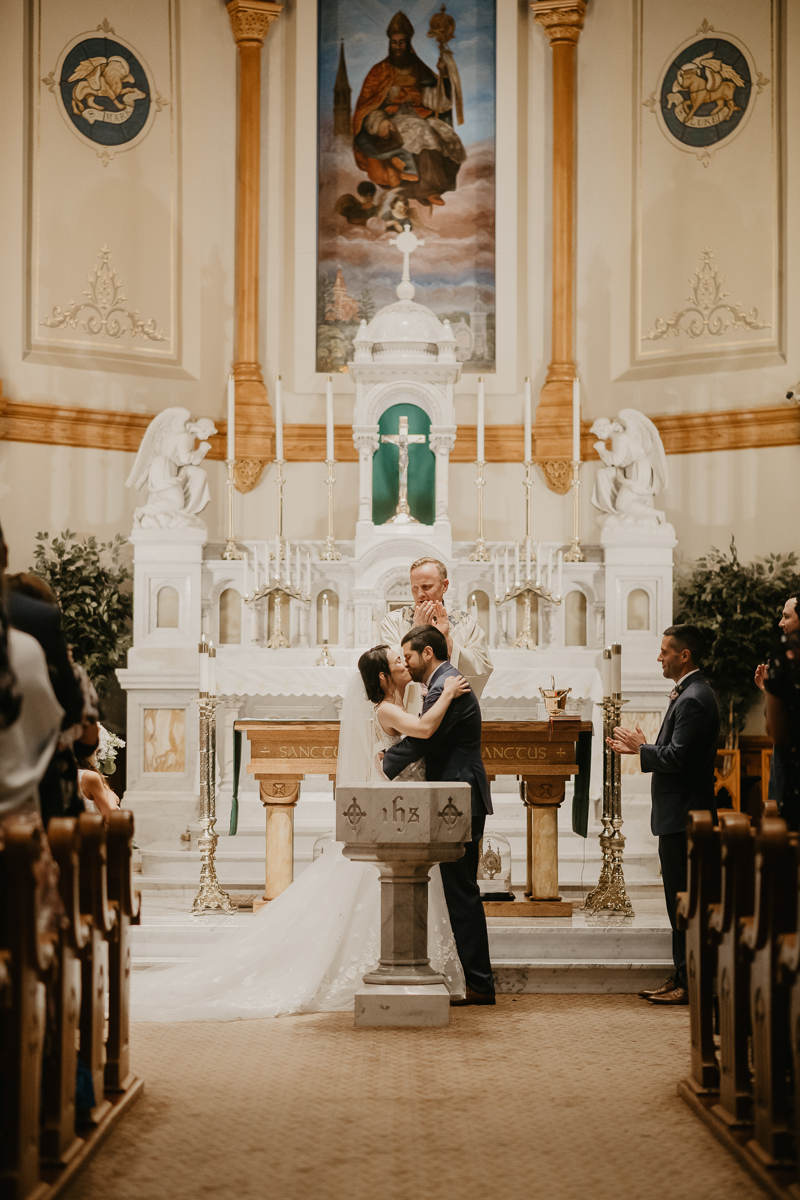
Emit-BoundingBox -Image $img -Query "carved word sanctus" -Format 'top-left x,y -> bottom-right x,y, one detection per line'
482,744 -> 567,762
275,745 -> 338,759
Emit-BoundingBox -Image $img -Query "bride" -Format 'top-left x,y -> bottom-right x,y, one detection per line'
133,646 -> 469,1021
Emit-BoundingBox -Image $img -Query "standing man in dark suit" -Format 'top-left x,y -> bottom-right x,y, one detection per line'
382,624 -> 495,1006
607,624 -> 720,1007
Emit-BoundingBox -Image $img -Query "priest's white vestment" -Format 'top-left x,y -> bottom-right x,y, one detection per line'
380,605 -> 493,699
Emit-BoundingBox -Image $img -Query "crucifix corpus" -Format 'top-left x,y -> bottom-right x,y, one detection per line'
382,415 -> 426,525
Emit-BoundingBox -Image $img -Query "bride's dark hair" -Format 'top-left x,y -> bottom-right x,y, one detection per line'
358,644 -> 392,705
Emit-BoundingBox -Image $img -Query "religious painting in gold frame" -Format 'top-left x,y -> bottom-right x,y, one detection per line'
316,1 -> 496,374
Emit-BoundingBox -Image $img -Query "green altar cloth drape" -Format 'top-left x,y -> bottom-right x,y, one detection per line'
372,403 -> 435,525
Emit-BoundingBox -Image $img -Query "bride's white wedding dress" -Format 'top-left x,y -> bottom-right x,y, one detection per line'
133,688 -> 464,1022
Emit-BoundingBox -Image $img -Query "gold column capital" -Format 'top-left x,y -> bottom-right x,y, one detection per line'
531,0 -> 587,44
226,0 -> 282,46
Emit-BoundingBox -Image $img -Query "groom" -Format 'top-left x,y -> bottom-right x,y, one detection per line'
382,624 -> 496,1006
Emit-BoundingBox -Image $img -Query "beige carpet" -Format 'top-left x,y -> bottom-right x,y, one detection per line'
65,996 -> 763,1200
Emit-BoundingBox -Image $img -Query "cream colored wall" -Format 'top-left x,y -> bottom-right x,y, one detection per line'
0,0 -> 798,577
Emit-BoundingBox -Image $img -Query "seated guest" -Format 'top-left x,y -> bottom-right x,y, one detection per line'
764,630 -> 800,831
607,624 -> 720,1008
0,566 -> 63,823
755,591 -> 800,819
77,749 -> 121,818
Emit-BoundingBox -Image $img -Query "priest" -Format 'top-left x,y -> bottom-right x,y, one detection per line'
380,557 -> 493,698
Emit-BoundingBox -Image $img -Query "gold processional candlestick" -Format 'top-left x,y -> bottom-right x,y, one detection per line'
564,460 -> 585,563
582,645 -> 634,916
319,460 -> 341,561
221,460 -> 244,561
469,461 -> 491,562
192,644 -> 236,916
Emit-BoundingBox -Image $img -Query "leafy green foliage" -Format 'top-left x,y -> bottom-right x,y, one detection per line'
32,530 -> 133,690
674,539 -> 800,741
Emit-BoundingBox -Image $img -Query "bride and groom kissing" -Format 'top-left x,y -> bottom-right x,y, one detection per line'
134,561 -> 496,1022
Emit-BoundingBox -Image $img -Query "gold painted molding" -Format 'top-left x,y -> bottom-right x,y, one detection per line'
2,389 -> 797,463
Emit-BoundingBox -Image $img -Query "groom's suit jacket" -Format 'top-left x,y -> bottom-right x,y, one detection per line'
382,661 -> 492,817
639,672 -> 720,837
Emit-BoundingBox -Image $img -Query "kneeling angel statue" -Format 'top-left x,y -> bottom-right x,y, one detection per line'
126,407 -> 217,529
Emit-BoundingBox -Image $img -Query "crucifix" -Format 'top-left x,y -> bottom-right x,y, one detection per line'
381,415 -> 426,525
389,223 -> 424,301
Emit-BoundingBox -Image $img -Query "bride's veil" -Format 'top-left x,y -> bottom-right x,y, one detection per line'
336,671 -> 382,785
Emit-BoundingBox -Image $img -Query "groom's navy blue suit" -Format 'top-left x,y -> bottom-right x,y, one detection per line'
382,661 -> 494,996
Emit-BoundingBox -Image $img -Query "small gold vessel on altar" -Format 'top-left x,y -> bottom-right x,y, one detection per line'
539,676 -> 572,717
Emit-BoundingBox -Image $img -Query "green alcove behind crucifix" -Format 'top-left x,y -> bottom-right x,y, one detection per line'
372,403 -> 435,526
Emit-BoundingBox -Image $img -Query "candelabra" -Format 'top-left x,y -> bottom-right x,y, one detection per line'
564,461 -> 585,563
221,460 -> 244,560
319,460 -> 341,561
582,671 -> 634,916
494,548 -> 563,650
245,561 -> 310,650
192,655 -> 236,916
469,461 -> 491,562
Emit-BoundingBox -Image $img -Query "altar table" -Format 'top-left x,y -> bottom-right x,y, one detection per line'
235,718 -> 592,915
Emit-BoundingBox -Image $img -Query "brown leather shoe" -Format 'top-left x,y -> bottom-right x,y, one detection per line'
648,986 -> 688,1006
450,986 -> 496,1007
638,976 -> 675,999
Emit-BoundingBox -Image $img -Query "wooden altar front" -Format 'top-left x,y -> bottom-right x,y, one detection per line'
235,718 -> 591,915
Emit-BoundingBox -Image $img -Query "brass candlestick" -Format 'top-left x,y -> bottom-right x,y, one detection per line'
192,667 -> 236,915
319,460 -> 341,561
221,460 -> 244,560
564,460 -> 585,563
522,459 -> 534,565
274,458 -> 287,563
469,461 -> 491,562
582,678 -> 634,915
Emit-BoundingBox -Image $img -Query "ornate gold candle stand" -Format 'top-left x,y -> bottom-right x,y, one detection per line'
582,688 -> 634,916
245,564 -> 310,650
319,460 -> 342,561
564,460 -> 585,563
469,460 -> 491,562
221,460 -> 244,560
192,663 -> 236,916
494,571 -> 562,651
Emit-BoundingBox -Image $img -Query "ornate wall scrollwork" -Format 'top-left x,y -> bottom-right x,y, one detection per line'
645,248 -> 770,342
41,247 -> 166,342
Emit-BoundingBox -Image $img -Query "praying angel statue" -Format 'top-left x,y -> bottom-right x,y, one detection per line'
126,407 -> 217,529
590,409 -> 667,526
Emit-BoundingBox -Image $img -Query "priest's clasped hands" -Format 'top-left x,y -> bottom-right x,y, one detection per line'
413,599 -> 449,639
606,725 -> 647,755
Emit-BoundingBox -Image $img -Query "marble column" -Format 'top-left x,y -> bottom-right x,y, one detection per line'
531,0 -> 587,493
226,0 -> 282,491
429,430 -> 455,523
353,428 -> 379,522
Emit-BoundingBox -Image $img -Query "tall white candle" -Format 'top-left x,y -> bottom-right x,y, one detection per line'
322,592 -> 330,641
253,542 -> 259,590
514,543 -> 520,586
285,539 -> 291,586
296,547 -> 301,589
504,549 -> 509,592
524,377 -> 532,463
547,547 -> 553,590
611,643 -> 622,694
326,376 -> 334,462
227,375 -> 235,462
536,542 -> 542,585
274,537 -> 280,581
494,554 -> 500,597
305,552 -> 311,597
557,550 -> 563,598
243,552 -> 249,596
198,641 -> 209,693
208,646 -> 217,697
477,377 -> 485,463
526,539 -> 531,581
275,375 -> 284,461
572,377 -> 581,463
602,647 -> 612,698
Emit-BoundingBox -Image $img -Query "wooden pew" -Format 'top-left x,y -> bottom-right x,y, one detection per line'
779,838 -> 800,1192
77,814 -> 116,1127
0,818 -> 56,1200
104,811 -> 140,1093
676,811 -> 721,1094
741,817 -> 797,1168
40,818 -> 89,1166
709,812 -> 755,1129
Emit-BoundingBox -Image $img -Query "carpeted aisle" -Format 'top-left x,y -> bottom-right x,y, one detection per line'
66,995 -> 761,1200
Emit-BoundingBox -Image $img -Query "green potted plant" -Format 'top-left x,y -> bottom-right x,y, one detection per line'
674,539 -> 800,747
